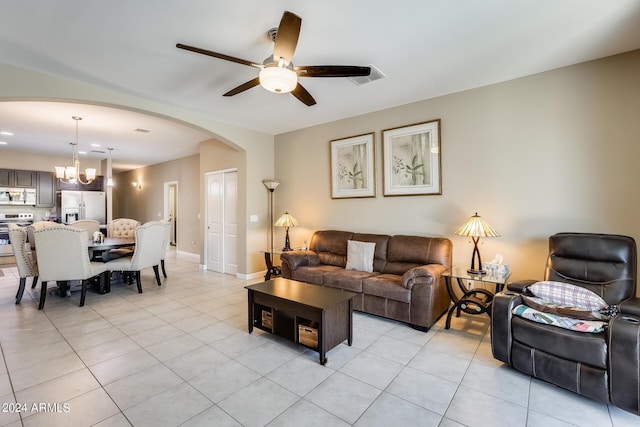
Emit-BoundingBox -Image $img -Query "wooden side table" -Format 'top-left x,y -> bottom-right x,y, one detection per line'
443,267 -> 510,329
261,250 -> 282,281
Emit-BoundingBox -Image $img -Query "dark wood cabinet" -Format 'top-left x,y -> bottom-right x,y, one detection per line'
0,169 -> 35,187
56,175 -> 104,191
0,169 -> 12,186
15,170 -> 35,187
36,171 -> 55,207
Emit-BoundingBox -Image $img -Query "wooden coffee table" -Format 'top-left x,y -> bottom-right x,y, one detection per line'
246,278 -> 355,365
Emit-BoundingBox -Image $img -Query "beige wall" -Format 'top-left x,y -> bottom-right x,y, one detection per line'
113,154 -> 200,255
274,50 -> 640,283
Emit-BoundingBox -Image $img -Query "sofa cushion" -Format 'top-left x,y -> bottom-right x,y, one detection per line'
511,315 -> 607,368
309,230 -> 353,267
385,235 -> 453,275
291,265 -> 343,285
346,240 -> 375,272
362,274 -> 411,303
324,269 -> 379,293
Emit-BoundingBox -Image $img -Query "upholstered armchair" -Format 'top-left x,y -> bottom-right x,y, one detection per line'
491,232 -> 639,415
159,220 -> 170,278
33,225 -> 107,309
105,221 -> 166,293
105,218 -> 140,260
26,221 -> 59,257
71,219 -> 100,235
7,224 -> 38,304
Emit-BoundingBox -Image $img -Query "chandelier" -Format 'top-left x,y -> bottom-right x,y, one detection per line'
54,116 -> 96,185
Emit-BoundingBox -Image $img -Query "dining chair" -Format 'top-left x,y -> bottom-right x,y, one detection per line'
33,224 -> 107,309
72,219 -> 102,260
71,219 -> 100,236
105,221 -> 167,293
160,220 -> 170,278
26,221 -> 59,258
7,224 -> 38,304
105,218 -> 140,260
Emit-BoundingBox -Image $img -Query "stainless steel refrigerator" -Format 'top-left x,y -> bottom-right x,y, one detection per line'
58,191 -> 106,224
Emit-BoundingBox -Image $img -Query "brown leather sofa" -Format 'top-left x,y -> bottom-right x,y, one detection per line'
280,230 -> 452,331
491,232 -> 640,415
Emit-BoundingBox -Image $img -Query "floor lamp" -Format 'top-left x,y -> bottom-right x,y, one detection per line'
262,179 -> 280,279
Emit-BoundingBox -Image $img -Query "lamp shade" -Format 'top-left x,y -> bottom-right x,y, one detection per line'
262,179 -> 281,191
274,212 -> 299,228
454,213 -> 499,238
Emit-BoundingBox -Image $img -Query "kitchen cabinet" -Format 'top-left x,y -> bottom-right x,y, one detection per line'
36,171 -> 55,207
0,169 -> 35,187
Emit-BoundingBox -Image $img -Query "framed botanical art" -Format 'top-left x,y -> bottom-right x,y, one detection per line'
330,132 -> 376,199
382,119 -> 441,196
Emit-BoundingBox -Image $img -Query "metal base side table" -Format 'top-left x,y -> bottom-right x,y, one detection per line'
443,267 -> 510,329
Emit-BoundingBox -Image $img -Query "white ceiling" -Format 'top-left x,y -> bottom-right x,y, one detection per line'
1,1 -> 639,172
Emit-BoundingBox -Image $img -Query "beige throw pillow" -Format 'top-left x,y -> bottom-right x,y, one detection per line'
346,240 -> 375,273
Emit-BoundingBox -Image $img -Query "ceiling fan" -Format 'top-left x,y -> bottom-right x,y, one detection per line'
176,11 -> 371,106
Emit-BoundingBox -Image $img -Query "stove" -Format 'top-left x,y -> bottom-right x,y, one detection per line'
0,212 -> 34,256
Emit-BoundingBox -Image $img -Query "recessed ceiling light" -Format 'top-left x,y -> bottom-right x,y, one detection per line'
0,141 -> 7,145
0,131 -> 13,136
91,143 -> 101,147
78,150 -> 87,154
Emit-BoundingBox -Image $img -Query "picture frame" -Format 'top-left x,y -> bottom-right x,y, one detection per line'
382,119 -> 441,196
330,132 -> 376,199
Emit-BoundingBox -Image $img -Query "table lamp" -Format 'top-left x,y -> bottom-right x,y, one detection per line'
454,212 -> 499,275
274,212 -> 299,251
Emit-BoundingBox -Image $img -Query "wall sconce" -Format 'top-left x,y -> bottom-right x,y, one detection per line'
132,181 -> 142,189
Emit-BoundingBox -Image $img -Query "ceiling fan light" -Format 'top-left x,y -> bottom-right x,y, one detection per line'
259,66 -> 297,93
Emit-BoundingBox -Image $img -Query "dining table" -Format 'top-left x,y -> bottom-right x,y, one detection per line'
87,237 -> 135,261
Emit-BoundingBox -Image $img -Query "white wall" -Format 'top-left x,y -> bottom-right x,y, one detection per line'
274,50 -> 640,283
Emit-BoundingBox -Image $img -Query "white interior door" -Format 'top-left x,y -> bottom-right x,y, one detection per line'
169,184 -> 177,245
224,171 -> 238,275
206,173 -> 224,272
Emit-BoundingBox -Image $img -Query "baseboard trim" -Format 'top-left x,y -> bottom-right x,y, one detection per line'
237,271 -> 266,281
176,250 -> 199,259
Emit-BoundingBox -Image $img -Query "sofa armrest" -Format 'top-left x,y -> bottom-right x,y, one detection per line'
491,291 -> 523,366
609,310 -> 640,415
402,264 -> 446,289
279,250 -> 320,274
619,297 -> 640,317
506,279 -> 537,293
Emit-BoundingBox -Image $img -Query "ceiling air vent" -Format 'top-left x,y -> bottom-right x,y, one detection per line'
91,150 -> 106,154
134,128 -> 151,133
348,64 -> 386,86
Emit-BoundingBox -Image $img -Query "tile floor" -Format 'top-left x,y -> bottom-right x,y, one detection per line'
0,250 -> 639,427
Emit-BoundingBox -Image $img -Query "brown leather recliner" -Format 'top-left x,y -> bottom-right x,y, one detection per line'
491,232 -> 640,415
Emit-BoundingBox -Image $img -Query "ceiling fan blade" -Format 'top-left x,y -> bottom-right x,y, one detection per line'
291,83 -> 316,106
223,77 -> 261,97
176,43 -> 260,68
295,65 -> 371,78
273,11 -> 301,64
